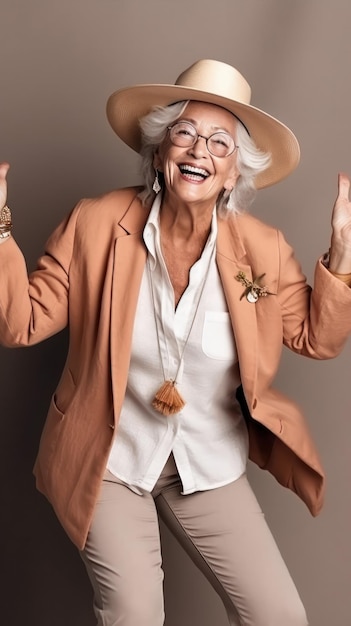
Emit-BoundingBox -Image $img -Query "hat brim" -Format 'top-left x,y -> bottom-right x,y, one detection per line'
106,84 -> 300,189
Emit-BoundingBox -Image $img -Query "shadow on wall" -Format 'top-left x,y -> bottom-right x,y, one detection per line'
1,331 -> 93,626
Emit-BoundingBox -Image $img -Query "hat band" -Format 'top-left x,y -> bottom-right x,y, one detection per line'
170,99 -> 250,136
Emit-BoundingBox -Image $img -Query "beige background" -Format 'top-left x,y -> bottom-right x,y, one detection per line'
1,1 -> 350,625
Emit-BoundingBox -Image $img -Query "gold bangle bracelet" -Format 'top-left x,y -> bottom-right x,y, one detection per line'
328,269 -> 351,285
329,270 -> 351,279
0,230 -> 11,240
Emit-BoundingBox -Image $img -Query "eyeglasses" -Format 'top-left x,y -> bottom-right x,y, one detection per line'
167,121 -> 238,158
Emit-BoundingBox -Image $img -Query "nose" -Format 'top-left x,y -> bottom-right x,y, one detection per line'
188,134 -> 208,158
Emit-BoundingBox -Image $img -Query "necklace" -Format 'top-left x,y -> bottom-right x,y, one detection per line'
147,248 -> 214,416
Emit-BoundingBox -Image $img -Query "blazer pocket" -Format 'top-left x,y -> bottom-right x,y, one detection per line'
202,311 -> 237,360
55,367 -> 77,413
37,394 -> 65,474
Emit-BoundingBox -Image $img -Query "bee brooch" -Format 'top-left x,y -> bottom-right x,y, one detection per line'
235,271 -> 273,303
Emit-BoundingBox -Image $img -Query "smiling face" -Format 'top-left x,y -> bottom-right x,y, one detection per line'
154,101 -> 239,212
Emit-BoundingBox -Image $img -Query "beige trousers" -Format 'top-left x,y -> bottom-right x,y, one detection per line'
80,455 -> 308,626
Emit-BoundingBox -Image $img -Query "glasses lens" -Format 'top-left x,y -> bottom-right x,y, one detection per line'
208,133 -> 235,157
170,122 -> 197,147
169,123 -> 236,157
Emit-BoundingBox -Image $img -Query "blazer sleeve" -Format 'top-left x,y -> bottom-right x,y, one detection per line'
277,229 -> 351,358
0,202 -> 82,347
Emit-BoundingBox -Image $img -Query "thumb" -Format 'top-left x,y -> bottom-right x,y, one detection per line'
0,162 -> 10,176
0,162 -> 10,209
337,172 -> 350,201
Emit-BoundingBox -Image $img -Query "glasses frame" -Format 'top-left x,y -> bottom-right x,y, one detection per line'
166,121 -> 238,158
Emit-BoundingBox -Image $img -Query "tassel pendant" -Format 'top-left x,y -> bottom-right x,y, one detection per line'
152,380 -> 186,416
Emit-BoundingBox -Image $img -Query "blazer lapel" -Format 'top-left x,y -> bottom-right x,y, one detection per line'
110,194 -> 149,419
216,217 -> 258,410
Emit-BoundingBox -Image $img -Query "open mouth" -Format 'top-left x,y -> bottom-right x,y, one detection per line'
178,164 -> 210,182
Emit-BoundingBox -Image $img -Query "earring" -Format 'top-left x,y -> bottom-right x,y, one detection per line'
223,188 -> 232,201
152,169 -> 161,194
223,187 -> 235,210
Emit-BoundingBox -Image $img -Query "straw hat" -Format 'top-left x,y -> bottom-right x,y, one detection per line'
106,59 -> 300,188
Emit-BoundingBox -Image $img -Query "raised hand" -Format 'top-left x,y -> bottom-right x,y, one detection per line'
329,173 -> 351,273
0,162 -> 9,210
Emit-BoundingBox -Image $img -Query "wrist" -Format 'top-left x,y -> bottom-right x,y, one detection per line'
329,236 -> 351,273
322,250 -> 351,286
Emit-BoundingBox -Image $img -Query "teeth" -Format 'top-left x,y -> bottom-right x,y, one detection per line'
179,164 -> 209,178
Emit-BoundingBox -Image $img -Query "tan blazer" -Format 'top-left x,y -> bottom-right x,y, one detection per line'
1,187 -> 351,550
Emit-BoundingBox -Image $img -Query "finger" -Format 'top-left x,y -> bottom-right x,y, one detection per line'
337,172 -> 350,200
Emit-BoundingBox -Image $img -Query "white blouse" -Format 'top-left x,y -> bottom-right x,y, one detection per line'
107,195 -> 249,494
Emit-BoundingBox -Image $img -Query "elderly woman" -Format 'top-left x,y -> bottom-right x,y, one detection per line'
1,59 -> 351,626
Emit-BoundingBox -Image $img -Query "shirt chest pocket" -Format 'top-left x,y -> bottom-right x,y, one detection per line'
201,311 -> 237,361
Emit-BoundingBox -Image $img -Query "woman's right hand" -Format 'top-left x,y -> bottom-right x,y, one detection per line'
0,162 -> 10,209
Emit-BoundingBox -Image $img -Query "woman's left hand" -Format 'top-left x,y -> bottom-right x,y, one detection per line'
329,173 -> 351,273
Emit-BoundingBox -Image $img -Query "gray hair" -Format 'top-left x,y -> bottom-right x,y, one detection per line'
138,101 -> 271,216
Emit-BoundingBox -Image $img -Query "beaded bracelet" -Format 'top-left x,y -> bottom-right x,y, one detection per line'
0,205 -> 12,239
